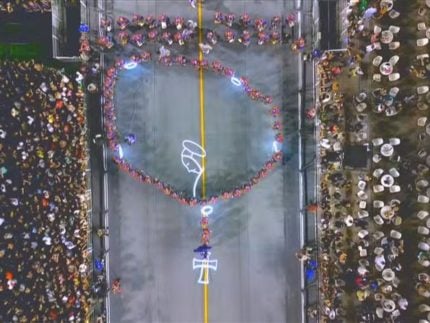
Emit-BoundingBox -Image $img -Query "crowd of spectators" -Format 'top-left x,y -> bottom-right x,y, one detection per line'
0,59 -> 91,322
0,0 -> 51,13
315,0 -> 430,321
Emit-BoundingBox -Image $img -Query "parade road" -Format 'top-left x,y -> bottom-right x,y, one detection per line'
101,1 -> 307,322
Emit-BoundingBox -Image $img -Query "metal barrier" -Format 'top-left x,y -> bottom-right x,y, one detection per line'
313,59 -> 322,323
298,0 -> 321,321
312,0 -> 321,50
51,1 -> 63,59
85,167 -> 95,322
78,0 -> 113,321
96,0 -> 111,317
80,54 -> 95,319
99,35 -> 111,320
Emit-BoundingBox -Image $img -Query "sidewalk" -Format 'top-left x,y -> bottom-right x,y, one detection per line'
297,0 -> 320,321
81,1 -> 110,321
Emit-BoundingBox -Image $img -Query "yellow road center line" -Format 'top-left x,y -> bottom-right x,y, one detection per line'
197,1 -> 209,323
198,0 -> 206,199
203,268 -> 209,323
199,68 -> 206,198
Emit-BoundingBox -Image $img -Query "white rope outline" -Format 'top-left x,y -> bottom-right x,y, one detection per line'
181,139 -> 207,198
117,144 -> 124,159
123,61 -> 138,70
192,252 -> 218,284
200,205 -> 213,217
230,76 -> 242,86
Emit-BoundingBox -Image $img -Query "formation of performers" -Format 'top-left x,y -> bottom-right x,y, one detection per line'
95,12 -> 304,50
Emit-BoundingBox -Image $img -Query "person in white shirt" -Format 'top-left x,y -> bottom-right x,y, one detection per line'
188,0 -> 196,8
398,297 -> 408,310
199,43 -> 213,55
375,254 -> 385,271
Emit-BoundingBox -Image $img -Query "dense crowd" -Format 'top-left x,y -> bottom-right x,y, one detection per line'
0,60 -> 91,322
103,55 -> 283,205
316,0 -> 430,321
0,0 -> 51,13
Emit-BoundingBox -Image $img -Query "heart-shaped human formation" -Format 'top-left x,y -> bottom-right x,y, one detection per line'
103,55 -> 284,206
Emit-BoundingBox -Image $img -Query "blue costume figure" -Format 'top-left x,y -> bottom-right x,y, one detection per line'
124,133 -> 136,145
95,258 -> 104,272
305,259 -> 317,282
79,23 -> 90,33
193,244 -> 212,259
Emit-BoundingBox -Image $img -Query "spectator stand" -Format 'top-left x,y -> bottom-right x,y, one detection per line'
317,50 -> 361,320
0,59 -> 92,322
314,0 -> 430,320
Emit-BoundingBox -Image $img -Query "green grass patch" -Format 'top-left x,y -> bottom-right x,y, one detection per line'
0,43 -> 43,60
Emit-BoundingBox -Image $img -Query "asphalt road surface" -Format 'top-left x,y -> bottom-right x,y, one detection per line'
103,1 -> 306,322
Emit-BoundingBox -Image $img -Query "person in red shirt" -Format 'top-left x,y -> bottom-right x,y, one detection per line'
112,278 -> 122,294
